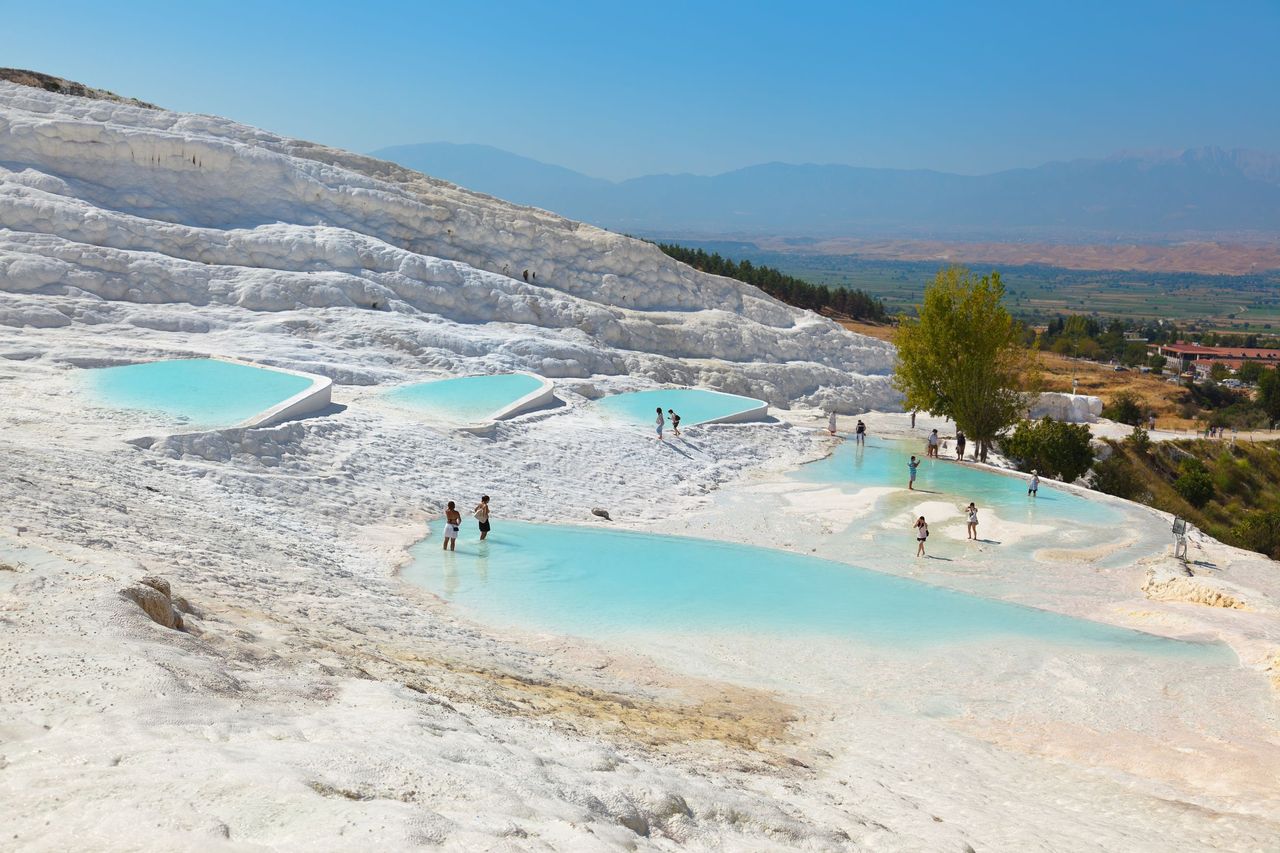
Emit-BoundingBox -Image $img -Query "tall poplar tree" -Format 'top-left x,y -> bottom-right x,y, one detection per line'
893,267 -> 1036,461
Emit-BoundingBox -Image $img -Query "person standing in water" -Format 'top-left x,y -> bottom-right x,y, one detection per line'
668,409 -> 681,437
442,501 -> 461,551
855,419 -> 866,444
927,428 -> 940,458
966,502 -> 978,540
1028,470 -> 1040,497
655,407 -> 665,440
955,430 -> 966,460
914,516 -> 929,556
473,495 -> 491,541
908,455 -> 920,490
827,410 -> 838,436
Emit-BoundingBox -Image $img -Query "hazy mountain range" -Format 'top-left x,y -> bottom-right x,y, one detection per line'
371,143 -> 1280,240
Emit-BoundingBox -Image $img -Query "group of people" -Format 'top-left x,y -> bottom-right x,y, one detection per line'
924,427 -> 967,460
655,407 -> 682,439
440,495 -> 493,551
908,454 -> 1040,556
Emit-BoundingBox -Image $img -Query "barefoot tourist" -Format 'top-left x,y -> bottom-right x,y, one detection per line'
655,407 -> 665,440
1028,470 -> 1040,498
827,409 -> 838,435
915,516 -> 929,556
668,409 -> 681,437
473,495 -> 491,541
443,501 -> 461,551
966,502 -> 978,540
908,455 -> 919,490
855,419 -> 866,444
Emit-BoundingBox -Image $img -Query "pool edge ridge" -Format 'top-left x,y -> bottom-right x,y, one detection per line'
487,373 -> 558,422
217,357 -> 333,429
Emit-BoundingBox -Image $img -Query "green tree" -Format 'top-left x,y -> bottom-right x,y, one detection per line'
1208,362 -> 1231,382
1102,391 -> 1144,425
1001,417 -> 1096,481
893,267 -> 1036,461
1148,354 -> 1167,375
1257,369 -> 1280,427
1236,361 -> 1265,384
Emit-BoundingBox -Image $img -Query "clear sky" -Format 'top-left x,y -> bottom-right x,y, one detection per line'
4,0 -> 1277,180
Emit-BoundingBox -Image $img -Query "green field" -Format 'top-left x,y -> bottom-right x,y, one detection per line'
674,242 -> 1280,330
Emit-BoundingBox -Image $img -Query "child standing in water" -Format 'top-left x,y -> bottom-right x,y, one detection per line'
655,407 -> 665,440
473,495 -> 491,541
1028,470 -> 1040,497
908,455 -> 919,490
914,516 -> 929,556
442,501 -> 461,551
966,502 -> 978,540
668,409 -> 681,437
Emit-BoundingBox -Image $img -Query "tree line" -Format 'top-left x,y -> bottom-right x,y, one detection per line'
655,243 -> 887,321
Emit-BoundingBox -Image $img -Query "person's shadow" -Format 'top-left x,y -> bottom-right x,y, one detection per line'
662,441 -> 693,459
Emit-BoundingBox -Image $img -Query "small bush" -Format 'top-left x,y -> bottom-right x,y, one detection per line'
1174,469 -> 1214,508
1126,424 -> 1151,452
1089,454 -> 1144,500
1231,510 -> 1280,559
1001,417 -> 1095,482
1102,392 -> 1144,426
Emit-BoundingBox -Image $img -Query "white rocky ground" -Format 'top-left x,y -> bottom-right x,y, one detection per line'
2,82 -> 1278,852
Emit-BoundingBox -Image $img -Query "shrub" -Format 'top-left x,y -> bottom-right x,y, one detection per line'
1126,424 -> 1151,452
1001,417 -> 1095,482
1232,509 -> 1280,559
1102,392 -> 1144,426
1174,468 -> 1214,508
1089,454 -> 1144,500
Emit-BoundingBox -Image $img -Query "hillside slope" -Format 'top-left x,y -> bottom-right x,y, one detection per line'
0,81 -> 895,409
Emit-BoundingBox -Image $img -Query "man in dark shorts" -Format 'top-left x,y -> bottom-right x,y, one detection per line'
473,495 -> 492,540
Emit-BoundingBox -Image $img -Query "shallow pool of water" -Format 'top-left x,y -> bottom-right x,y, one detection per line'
384,373 -> 546,423
85,358 -> 314,429
404,521 -> 1227,661
796,436 -> 1114,525
595,388 -> 765,426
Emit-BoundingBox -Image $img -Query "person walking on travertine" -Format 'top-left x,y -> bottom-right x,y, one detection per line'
828,409 -> 838,436
655,407 -> 665,440
443,501 -> 461,551
966,502 -> 979,540
668,409 -> 682,437
915,516 -> 929,556
473,495 -> 492,541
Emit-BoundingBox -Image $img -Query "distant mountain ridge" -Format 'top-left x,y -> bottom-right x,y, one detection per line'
371,143 -> 1280,239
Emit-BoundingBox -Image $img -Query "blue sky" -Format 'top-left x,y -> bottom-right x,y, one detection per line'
4,0 -> 1277,180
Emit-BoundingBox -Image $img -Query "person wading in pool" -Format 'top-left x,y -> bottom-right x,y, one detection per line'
655,407 -> 665,440
473,495 -> 492,541
855,419 -> 867,444
908,455 -> 920,490
668,409 -> 681,437
914,516 -> 929,556
442,501 -> 461,551
927,428 -> 940,458
965,502 -> 978,540
1028,470 -> 1040,497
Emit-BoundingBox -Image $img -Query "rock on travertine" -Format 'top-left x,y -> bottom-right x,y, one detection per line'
121,580 -> 184,630
1028,393 -> 1103,423
591,508 -> 612,521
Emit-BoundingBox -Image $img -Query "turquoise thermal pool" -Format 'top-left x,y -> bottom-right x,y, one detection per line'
795,436 -> 1114,524
595,388 -> 766,426
404,521 -> 1227,660
385,373 -> 547,423
85,358 -> 314,429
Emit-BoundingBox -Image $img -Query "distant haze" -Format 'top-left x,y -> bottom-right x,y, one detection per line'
373,143 -> 1280,241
